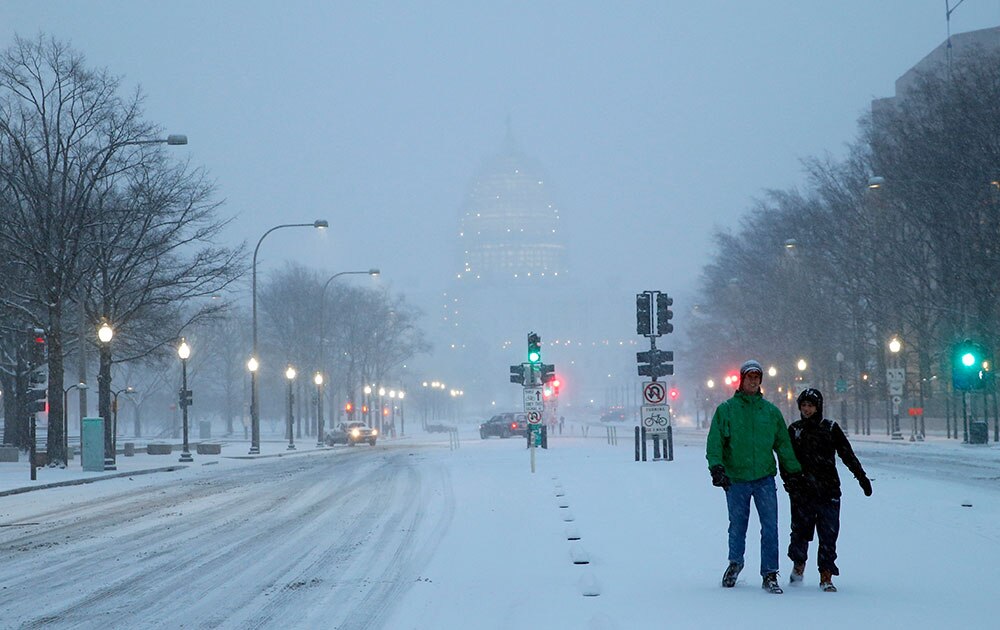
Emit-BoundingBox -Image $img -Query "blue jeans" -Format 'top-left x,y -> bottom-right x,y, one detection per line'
725,476 -> 779,576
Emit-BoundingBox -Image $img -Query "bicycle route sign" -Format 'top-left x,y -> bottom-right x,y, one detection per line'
642,381 -> 666,405
523,386 -> 544,412
641,404 -> 670,433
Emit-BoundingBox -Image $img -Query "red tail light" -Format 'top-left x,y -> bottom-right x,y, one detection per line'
511,422 -> 518,430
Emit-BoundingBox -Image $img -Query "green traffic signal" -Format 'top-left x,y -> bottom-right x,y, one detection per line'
953,339 -> 989,391
527,332 -> 541,364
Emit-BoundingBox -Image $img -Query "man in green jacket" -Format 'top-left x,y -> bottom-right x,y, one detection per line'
707,359 -> 802,594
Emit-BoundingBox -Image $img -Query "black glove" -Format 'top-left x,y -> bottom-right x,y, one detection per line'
858,476 -> 873,497
783,472 -> 805,495
710,465 -> 731,490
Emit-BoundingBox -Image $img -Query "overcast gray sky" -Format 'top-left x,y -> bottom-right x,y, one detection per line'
4,0 -> 1000,313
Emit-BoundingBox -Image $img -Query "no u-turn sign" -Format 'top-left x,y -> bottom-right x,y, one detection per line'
643,381 -> 665,405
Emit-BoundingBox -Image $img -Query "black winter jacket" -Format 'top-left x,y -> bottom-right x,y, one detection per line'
785,416 -> 867,499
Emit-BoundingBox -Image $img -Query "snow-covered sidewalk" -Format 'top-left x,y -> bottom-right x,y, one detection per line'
0,437 -> 345,496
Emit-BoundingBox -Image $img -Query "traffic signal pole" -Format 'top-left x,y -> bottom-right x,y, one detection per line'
635,291 -> 674,462
510,332 -> 555,473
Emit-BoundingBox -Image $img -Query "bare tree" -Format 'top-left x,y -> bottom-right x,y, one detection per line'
0,35 -> 244,464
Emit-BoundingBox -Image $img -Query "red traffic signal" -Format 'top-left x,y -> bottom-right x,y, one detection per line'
28,330 -> 47,367
345,402 -> 354,413
669,387 -> 679,400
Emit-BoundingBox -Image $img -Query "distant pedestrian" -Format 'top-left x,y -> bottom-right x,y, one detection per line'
706,359 -> 803,594
559,416 -> 565,435
784,388 -> 873,592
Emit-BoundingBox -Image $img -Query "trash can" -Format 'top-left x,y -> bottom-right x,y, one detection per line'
969,420 -> 989,444
123,442 -> 135,457
82,417 -> 105,471
199,421 -> 212,440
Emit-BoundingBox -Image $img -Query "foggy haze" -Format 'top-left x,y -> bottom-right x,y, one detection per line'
4,1 -> 1000,408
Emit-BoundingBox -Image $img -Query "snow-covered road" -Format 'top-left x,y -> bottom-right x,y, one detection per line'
2,427 -> 998,629
0,446 -> 452,629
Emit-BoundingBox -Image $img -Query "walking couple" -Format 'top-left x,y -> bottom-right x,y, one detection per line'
706,360 -> 873,594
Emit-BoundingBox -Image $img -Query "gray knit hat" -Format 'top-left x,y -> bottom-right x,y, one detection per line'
739,359 -> 763,376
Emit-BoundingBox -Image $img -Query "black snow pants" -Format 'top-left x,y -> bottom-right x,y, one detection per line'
787,494 -> 841,575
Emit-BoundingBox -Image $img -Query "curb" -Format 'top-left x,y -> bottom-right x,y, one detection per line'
0,466 -> 187,497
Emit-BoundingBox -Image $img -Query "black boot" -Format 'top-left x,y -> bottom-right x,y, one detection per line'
722,562 -> 742,588
762,572 -> 783,594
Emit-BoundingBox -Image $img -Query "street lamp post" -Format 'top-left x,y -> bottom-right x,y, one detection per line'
247,356 -> 259,452
317,268 -> 379,432
378,387 -> 386,434
97,319 -> 116,471
704,379 -> 715,429
111,385 -> 135,455
314,372 -> 325,447
398,391 -> 406,436
63,382 -> 87,465
250,220 -> 329,454
285,366 -> 297,450
836,352 -> 848,436
389,389 -> 397,437
889,336 -> 904,440
363,385 -> 372,427
178,339 -> 193,462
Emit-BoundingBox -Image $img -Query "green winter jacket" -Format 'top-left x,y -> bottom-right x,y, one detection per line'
706,390 -> 801,482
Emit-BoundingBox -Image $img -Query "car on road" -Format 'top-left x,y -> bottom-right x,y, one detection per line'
479,413 -> 528,439
326,421 -> 378,446
599,408 -> 628,423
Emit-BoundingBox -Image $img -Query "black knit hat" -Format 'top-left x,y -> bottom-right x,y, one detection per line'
797,388 -> 824,417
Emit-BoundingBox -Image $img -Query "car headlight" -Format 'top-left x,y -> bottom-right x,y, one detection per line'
371,428 -> 378,436
351,428 -> 360,438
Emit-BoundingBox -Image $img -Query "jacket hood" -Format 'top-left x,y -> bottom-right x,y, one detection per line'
797,387 -> 824,419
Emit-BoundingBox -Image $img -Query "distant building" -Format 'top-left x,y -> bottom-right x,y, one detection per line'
873,26 -> 1000,114
436,127 -> 638,414
456,129 -> 566,285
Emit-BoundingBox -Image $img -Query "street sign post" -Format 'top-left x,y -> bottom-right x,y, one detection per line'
523,387 -> 544,412
641,404 -> 670,433
642,381 -> 666,405
887,368 -> 905,396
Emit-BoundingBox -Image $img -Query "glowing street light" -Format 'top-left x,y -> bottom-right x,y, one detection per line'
177,338 -> 193,463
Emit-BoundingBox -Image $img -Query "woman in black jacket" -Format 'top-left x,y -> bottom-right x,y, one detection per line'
784,388 -> 873,592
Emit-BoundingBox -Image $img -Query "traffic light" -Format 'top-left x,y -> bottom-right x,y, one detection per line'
25,389 -> 46,414
552,377 -> 561,396
510,364 -> 526,385
636,349 -> 674,378
540,363 -> 556,384
27,329 -> 46,368
28,368 -> 47,390
178,388 -> 193,407
345,402 -> 354,413
669,387 -> 679,401
953,339 -> 988,391
656,294 -> 674,335
527,332 -> 541,364
636,293 -> 653,336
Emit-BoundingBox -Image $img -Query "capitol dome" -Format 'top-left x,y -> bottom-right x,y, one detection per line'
457,131 -> 566,284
